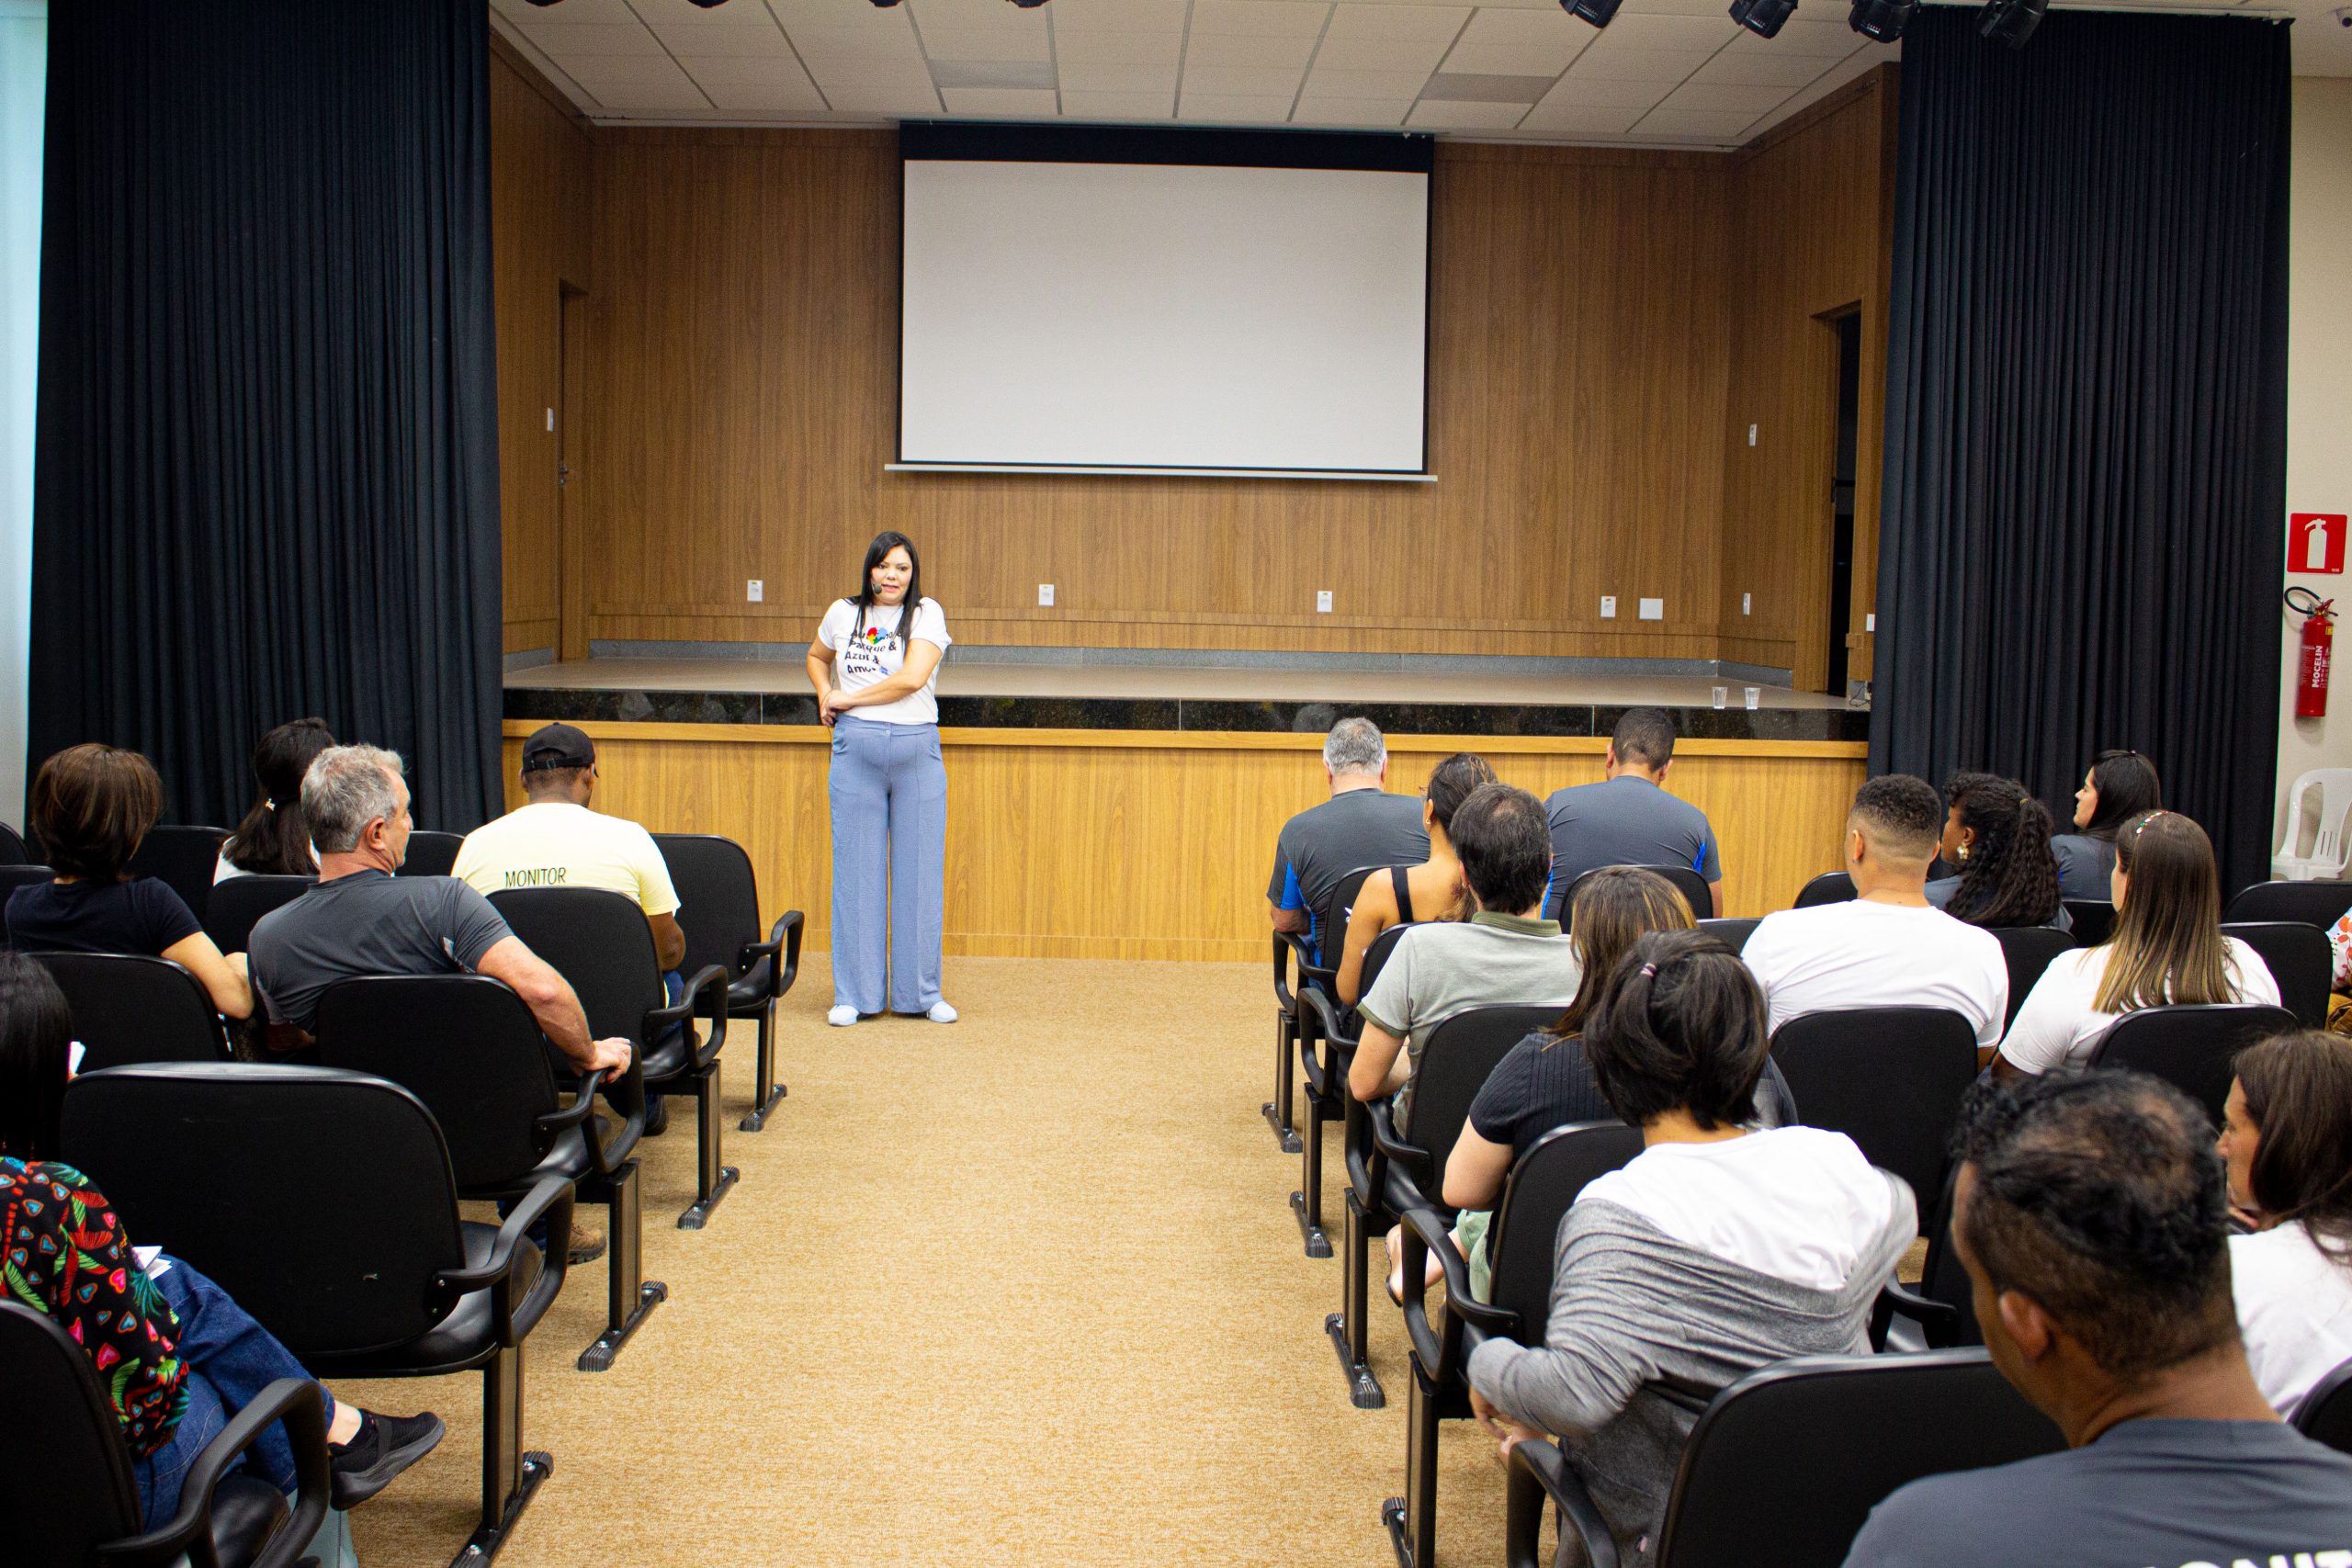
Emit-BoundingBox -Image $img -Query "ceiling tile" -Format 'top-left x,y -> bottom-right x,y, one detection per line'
509,20 -> 665,56
1184,31 -> 1321,67
1536,73 -> 1668,107
826,84 -> 947,112
1293,96 -> 1413,125
1659,79 -> 1788,111
1442,39 -> 1584,74
1563,46 -> 1713,82
1324,3 -> 1468,40
677,53 -> 812,85
1421,70 -> 1555,101
765,0 -> 917,39
920,24 -> 1052,61
1456,7 -> 1589,49
801,58 -> 941,90
656,20 -> 792,56
1189,0 -> 1332,35
932,58 -> 1058,87
1053,28 -> 1185,63
626,0 -> 775,23
1058,86 -> 1178,117
1048,0 -> 1191,28
908,0 -> 1042,29
1176,90 -> 1300,120
699,76 -> 831,113
1583,13 -> 1739,50
1690,49 -> 1835,85
938,85 -> 1061,113
1407,99 -> 1531,128
1313,35 -> 1454,70
1726,19 -> 1865,56
1620,0 -> 1747,11
1632,106 -> 1758,137
787,21 -> 929,62
1059,60 -> 1180,90
576,78 -> 714,113
560,52 -> 704,90
1517,102 -> 1644,133
1182,62 -> 1309,93
1303,64 -> 1435,95
492,0 -> 640,22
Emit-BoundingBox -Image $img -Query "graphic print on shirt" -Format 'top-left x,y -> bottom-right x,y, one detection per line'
840,615 -> 905,686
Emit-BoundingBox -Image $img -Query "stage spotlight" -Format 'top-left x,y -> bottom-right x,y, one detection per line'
868,0 -> 901,7
687,0 -> 730,7
1008,0 -> 1049,7
1978,0 -> 2044,47
1729,0 -> 1797,39
523,0 -> 562,8
1849,0 -> 1913,38
1559,0 -> 1627,28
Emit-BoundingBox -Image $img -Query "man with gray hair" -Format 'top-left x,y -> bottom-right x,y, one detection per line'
1268,716 -> 1430,966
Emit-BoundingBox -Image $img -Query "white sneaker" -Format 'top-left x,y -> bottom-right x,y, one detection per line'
925,1001 -> 958,1024
827,1005 -> 860,1027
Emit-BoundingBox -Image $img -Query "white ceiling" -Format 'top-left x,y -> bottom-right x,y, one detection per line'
490,0 -> 2352,149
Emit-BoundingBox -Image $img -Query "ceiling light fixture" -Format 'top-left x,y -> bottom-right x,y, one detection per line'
522,0 -> 562,8
1847,0 -> 1912,40
1977,0 -> 2044,48
868,0 -> 901,8
687,0 -> 731,8
1728,0 -> 1797,39
1007,0 -> 1049,7
1559,0 -> 1626,28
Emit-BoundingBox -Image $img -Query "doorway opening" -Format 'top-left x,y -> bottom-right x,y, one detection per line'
1826,312 -> 1861,695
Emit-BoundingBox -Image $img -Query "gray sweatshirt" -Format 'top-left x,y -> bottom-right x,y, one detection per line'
1466,1175 -> 1917,1562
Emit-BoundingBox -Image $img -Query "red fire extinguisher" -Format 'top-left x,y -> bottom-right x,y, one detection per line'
2290,586 -> 2335,719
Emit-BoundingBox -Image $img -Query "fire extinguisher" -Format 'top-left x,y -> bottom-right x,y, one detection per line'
2290,586 -> 2335,719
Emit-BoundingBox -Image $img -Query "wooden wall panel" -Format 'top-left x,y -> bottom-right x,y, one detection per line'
503,725 -> 1866,963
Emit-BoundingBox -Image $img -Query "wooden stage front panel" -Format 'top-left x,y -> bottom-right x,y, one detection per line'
502,722 -> 1868,964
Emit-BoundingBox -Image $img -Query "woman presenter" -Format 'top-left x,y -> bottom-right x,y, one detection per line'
807,531 -> 956,1026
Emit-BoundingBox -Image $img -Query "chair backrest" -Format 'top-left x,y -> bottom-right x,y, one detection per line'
651,832 -> 758,979
491,886 -> 666,1042
2293,1355 -> 2352,1457
2221,920 -> 2332,1029
2062,898 -> 2117,945
127,823 -> 228,916
2088,1003 -> 2302,1127
1653,1350 -> 2064,1567
0,819 -> 26,864
0,1301 -> 144,1564
2274,769 -> 2352,874
60,1063 -> 469,1356
1698,917 -> 1761,954
2224,878 -> 2352,931
205,874 -> 316,953
1989,926 -> 2077,1029
1914,1165 -> 1980,1347
1353,920 -> 1416,1015
1406,1004 -> 1570,1196
314,975 -> 562,1190
0,863 -> 53,903
1556,863 -> 1714,924
1770,1007 -> 1979,1207
1485,1121 -> 1645,1340
1315,864 -> 1380,972
1792,871 -> 1856,908
30,953 -> 230,1069
399,829 -> 465,880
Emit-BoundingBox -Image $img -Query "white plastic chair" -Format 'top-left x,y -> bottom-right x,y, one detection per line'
2273,769 -> 2352,881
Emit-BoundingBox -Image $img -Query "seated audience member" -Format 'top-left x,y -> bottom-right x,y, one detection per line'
5,744 -> 253,1020
1542,707 -> 1723,920
1350,784 -> 1580,1131
216,717 -> 336,880
1841,1072 -> 2352,1567
1740,773 -> 2007,1047
1266,717 -> 1430,967
1469,931 -> 1915,1560
1996,810 -> 2278,1078
0,953 -> 442,1525
1926,773 -> 2069,931
2049,747 -> 2163,901
1334,751 -> 1495,1007
2218,1031 -> 2352,1415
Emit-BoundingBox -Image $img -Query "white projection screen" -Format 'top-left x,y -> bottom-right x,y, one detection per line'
895,127 -> 1432,479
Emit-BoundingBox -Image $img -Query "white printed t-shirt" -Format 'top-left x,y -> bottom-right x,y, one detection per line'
452,801 -> 681,919
1995,936 -> 2279,1076
1741,897 -> 2008,1046
817,597 -> 952,726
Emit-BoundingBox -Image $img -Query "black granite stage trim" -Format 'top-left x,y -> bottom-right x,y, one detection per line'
504,687 -> 1871,742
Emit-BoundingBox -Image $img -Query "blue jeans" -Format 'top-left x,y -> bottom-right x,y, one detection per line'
134,1259 -> 336,1529
827,716 -> 947,1014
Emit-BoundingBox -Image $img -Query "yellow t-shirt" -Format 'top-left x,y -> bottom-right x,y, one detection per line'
450,802 -> 680,919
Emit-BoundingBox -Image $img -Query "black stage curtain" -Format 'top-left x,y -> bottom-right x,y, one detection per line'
29,0 -> 503,830
1870,7 -> 2291,892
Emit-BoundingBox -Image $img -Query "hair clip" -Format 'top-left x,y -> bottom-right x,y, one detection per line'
1638,963 -> 1657,978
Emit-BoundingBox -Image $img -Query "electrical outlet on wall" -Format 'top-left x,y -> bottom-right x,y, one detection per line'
1600,596 -> 1617,619
1747,424 -> 1758,446
1638,598 -> 1664,621
1038,583 -> 1056,607
1866,613 -> 1877,632
1742,592 -> 1752,615
746,580 -> 763,604
1317,591 -> 1333,614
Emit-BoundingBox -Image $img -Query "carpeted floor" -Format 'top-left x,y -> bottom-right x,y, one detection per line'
339,955 -> 1516,1567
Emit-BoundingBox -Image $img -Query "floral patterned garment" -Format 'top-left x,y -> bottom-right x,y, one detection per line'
1,1157 -> 187,1456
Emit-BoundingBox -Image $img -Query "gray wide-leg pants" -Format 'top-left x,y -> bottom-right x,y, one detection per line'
827,715 -> 947,1013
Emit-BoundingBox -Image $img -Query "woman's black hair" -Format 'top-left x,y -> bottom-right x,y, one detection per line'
0,952 -> 74,1162
1423,753 -> 1498,838
2082,749 -> 2163,840
223,717 -> 337,874
1581,929 -> 1768,1131
1944,774 -> 2062,930
852,531 -> 923,643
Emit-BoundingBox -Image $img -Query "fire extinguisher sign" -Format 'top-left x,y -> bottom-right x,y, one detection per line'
2290,513 -> 2347,575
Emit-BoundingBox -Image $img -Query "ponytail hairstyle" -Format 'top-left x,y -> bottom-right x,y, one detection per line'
0,952 -> 74,1161
1581,929 -> 1768,1130
2233,1030 -> 2352,1266
1943,775 -> 2062,930
851,531 -> 923,644
223,718 -> 337,874
1545,867 -> 1697,1045
1423,753 -> 1498,840
2081,749 -> 2164,841
2095,810 -> 2239,1013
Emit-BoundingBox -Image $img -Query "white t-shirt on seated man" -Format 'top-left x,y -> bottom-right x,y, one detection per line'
1741,773 -> 2008,1047
816,596 -> 952,727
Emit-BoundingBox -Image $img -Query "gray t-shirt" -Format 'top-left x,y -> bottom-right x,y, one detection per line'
1543,776 -> 1722,920
2051,832 -> 2118,901
249,869 -> 513,1031
1843,1417 -> 2352,1568
1357,912 -> 1582,1130
1267,789 -> 1430,964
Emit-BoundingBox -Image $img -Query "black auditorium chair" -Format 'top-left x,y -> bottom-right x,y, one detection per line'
1266,865 -> 1379,1156
32,952 -> 231,1068
2223,878 -> 2352,930
1697,917 -> 1760,953
652,832 -> 806,1134
316,974 -> 662,1371
1386,1120 -> 1644,1568
2222,920 -> 2333,1029
2062,898 -> 2116,946
1990,926 -> 2077,1029
1281,866 -> 1384,1247
1792,871 -> 1856,908
1875,1168 -> 1977,1351
129,823 -> 228,916
492,886 -> 737,1227
2294,1357 -> 2352,1457
0,862 -> 52,902
62,1063 -> 571,1567
0,819 -> 27,863
206,874 -> 315,953
2088,1003 -> 2301,1127
400,829 -> 465,879
1505,1350 -> 2064,1568
1557,863 -> 1713,923
1770,1007 -> 1977,1214
0,1300 -> 332,1568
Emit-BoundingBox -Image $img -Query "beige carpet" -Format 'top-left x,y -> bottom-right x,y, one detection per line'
338,956 -> 1515,1567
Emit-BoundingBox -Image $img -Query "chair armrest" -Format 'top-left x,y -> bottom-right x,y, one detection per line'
1506,1438 -> 1620,1568
1397,1202 -> 1518,1381
1298,986 -> 1358,1053
1272,933 -> 1303,1013
1367,1097 -> 1435,1190
440,1170 -> 574,1344
645,963 -> 730,1074
739,908 -> 805,1000
99,1377 -> 331,1568
535,1066 -> 606,1141
1871,1280 -> 1960,1350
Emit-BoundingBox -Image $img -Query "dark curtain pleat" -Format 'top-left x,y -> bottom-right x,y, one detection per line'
1871,7 -> 2291,893
28,0 -> 502,830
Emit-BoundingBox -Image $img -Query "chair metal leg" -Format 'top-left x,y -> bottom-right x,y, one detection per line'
677,1065 -> 740,1230
1325,1185 -> 1385,1407
739,1002 -> 786,1133
1262,1010 -> 1302,1154
578,1158 -> 666,1371
1290,1089 -> 1332,1258
1381,1359 -> 1442,1568
454,1345 -> 549,1566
